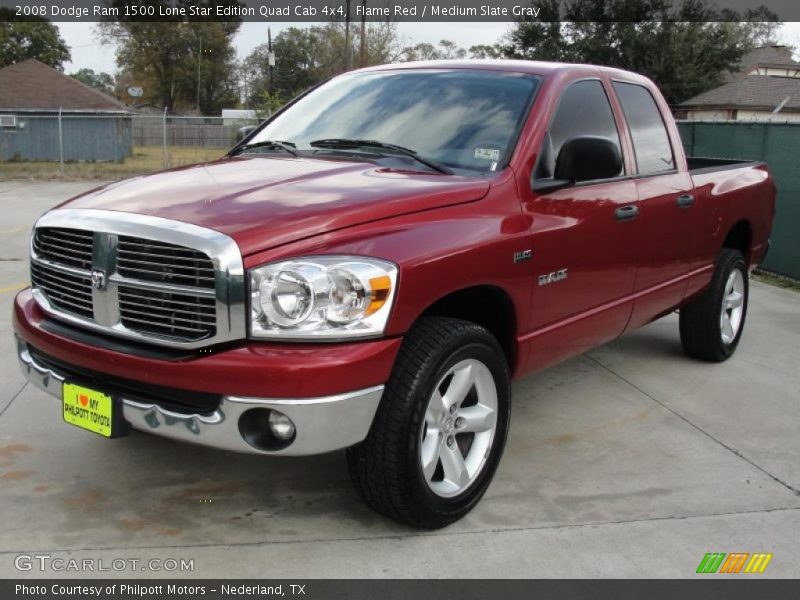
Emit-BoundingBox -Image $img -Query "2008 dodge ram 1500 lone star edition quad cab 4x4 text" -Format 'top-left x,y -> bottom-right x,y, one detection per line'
14,61 -> 775,528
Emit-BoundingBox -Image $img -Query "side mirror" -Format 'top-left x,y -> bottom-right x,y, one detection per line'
554,136 -> 622,183
236,125 -> 257,143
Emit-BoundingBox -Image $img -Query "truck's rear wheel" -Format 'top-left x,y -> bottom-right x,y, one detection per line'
347,317 -> 510,529
679,248 -> 749,362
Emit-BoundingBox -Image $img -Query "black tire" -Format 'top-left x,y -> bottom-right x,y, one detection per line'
347,317 -> 511,529
679,248 -> 749,362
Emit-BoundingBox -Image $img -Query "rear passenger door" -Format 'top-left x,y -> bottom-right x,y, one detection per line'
612,81 -> 696,330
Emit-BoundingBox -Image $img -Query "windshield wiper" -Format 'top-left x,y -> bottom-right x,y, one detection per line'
309,138 -> 452,174
231,140 -> 297,157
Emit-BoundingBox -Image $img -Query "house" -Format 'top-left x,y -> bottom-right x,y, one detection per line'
679,45 -> 800,122
0,59 -> 132,161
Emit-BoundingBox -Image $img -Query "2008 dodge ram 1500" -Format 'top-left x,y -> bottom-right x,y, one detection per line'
14,61 -> 775,528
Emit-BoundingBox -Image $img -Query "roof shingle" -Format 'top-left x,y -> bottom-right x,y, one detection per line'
681,74 -> 800,111
0,59 -> 128,112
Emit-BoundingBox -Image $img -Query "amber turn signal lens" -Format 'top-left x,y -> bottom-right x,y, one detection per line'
365,275 -> 392,316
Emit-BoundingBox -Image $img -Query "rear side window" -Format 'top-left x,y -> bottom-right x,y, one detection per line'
537,79 -> 622,179
613,82 -> 675,174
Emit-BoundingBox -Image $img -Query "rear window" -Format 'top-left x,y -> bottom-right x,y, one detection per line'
613,82 -> 675,174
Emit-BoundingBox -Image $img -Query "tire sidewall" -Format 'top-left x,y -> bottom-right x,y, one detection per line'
405,336 -> 510,517
716,253 -> 749,358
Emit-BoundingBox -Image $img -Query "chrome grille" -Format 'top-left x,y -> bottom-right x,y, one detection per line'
119,287 -> 216,340
29,210 -> 246,349
33,228 -> 93,270
117,236 -> 216,288
30,262 -> 93,319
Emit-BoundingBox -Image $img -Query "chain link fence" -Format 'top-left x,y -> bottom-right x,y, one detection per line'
0,112 -> 263,171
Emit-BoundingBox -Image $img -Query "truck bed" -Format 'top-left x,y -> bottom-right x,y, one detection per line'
687,156 -> 762,174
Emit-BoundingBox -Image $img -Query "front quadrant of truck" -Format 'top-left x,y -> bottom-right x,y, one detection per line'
13,60 -> 775,529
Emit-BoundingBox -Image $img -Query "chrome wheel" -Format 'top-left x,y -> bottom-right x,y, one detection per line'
720,269 -> 745,344
419,358 -> 498,498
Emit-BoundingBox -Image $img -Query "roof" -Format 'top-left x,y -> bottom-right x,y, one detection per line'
358,59 -> 653,84
681,75 -> 800,111
0,59 -> 128,113
741,45 -> 797,68
723,45 -> 799,83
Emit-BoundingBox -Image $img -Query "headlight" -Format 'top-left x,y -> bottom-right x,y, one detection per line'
249,256 -> 398,340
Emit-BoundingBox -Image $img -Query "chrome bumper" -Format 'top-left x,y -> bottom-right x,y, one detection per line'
17,339 -> 384,456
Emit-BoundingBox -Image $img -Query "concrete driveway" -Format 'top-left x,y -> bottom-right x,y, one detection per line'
0,181 -> 798,578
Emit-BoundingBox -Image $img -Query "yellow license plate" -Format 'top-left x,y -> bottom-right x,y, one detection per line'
63,383 -> 114,438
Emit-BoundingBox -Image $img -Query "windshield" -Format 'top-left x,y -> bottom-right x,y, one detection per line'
245,69 -> 541,174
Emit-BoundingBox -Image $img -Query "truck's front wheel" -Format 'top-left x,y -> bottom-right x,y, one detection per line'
347,317 -> 510,529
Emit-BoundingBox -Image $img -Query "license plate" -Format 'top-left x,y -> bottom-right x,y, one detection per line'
63,383 -> 115,438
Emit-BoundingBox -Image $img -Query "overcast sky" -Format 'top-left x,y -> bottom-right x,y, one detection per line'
58,21 -> 800,75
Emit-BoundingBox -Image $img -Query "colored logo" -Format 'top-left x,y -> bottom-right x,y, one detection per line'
696,552 -> 773,574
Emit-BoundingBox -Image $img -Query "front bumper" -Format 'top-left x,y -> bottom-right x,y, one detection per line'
17,338 -> 384,455
13,289 -> 396,456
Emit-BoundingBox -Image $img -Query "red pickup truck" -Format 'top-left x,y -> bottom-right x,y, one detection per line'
14,61 -> 775,529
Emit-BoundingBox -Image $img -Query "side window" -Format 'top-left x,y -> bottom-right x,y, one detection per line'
536,79 -> 622,180
613,82 -> 675,174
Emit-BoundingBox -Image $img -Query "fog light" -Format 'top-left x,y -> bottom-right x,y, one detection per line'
268,410 -> 295,441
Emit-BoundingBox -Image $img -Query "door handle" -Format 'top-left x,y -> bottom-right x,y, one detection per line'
615,205 -> 639,222
677,194 -> 695,208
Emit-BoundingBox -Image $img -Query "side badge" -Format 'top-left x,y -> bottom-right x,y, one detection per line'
513,249 -> 533,264
538,268 -> 568,286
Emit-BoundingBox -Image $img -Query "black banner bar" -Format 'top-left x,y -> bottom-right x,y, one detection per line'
3,580 -> 800,600
1,0 -> 798,22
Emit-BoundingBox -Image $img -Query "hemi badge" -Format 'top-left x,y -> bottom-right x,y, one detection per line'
513,249 -> 533,264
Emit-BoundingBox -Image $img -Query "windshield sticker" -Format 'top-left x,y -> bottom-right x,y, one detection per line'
474,148 -> 501,161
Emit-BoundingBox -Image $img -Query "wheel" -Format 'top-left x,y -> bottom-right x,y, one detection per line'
347,317 -> 511,529
679,248 -> 749,362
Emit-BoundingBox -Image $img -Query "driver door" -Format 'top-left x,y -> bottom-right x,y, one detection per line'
519,78 -> 639,373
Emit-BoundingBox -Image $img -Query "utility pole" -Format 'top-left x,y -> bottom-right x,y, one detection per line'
359,0 -> 367,67
267,27 -> 274,95
196,26 -> 202,113
344,0 -> 351,69
242,67 -> 248,108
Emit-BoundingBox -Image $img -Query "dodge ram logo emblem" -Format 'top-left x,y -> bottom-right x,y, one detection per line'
91,269 -> 107,291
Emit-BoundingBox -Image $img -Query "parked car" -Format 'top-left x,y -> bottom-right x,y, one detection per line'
14,61 -> 775,528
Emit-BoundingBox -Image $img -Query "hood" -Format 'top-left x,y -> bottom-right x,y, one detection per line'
61,156 -> 491,256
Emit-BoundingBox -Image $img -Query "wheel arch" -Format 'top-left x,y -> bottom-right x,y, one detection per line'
722,220 -> 753,264
418,285 -> 519,374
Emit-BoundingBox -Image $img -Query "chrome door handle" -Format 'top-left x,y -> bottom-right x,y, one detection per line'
677,194 -> 695,208
615,205 -> 639,222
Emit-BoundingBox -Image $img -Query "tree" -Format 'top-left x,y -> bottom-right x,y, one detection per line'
399,39 -> 467,61
242,27 -> 325,109
70,68 -> 116,96
502,0 -> 782,104
468,44 -> 504,59
0,18 -> 71,70
242,23 -> 402,110
499,0 -> 570,62
97,3 -> 241,114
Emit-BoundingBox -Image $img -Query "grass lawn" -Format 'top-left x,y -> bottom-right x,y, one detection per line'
0,146 -> 226,181
753,269 -> 800,293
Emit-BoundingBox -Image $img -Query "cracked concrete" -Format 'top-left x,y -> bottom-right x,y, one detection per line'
0,181 -> 798,578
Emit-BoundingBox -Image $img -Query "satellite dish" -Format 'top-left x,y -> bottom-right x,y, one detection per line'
127,86 -> 144,98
